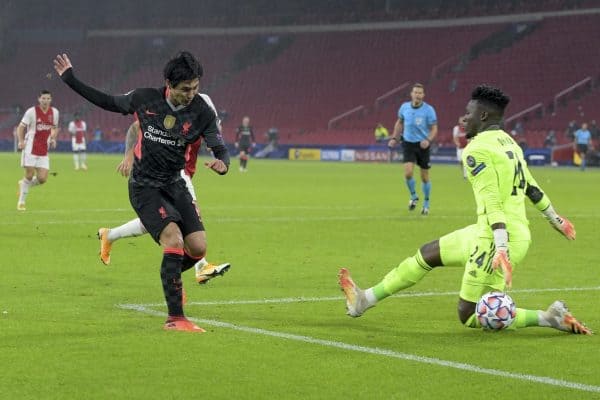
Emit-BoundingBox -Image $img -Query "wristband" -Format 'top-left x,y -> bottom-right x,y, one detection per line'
541,204 -> 559,220
493,228 -> 509,250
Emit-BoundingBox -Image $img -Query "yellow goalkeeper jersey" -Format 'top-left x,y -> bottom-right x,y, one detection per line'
462,129 -> 549,241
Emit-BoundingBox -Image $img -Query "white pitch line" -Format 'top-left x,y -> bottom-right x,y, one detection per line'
128,285 -> 600,307
4,205 -> 600,214
3,220 -> 137,226
2,215 -> 468,226
119,303 -> 600,394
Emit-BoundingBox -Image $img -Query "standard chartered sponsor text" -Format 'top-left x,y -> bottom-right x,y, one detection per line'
144,125 -> 181,146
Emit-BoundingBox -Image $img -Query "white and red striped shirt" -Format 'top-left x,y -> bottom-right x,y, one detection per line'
21,106 -> 59,156
68,119 -> 87,143
453,124 -> 468,149
183,93 -> 220,178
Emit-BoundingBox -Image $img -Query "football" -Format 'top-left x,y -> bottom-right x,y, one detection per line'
476,291 -> 516,330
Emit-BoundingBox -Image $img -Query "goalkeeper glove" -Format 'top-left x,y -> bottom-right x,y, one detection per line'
543,205 -> 576,240
492,228 -> 513,289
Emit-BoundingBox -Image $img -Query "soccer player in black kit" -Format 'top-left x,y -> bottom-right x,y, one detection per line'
54,52 -> 230,332
235,116 -> 256,172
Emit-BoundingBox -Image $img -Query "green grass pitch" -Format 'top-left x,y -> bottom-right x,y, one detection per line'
1,152 -> 599,399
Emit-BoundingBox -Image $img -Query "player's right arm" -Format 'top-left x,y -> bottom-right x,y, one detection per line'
465,145 -> 512,287
388,118 -> 403,148
16,108 -> 34,150
522,161 -> 576,240
16,123 -> 26,150
54,54 -> 135,114
117,121 -> 139,177
452,126 -> 461,147
234,127 -> 240,148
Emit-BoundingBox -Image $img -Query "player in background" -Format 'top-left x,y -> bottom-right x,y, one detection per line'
452,116 -> 468,179
16,90 -> 59,211
574,122 -> 592,171
387,83 -> 438,215
55,51 -> 230,332
339,85 -> 591,335
235,116 -> 255,172
68,112 -> 88,170
98,119 -> 231,284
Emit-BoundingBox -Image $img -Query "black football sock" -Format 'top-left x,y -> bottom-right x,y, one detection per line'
181,252 -> 202,273
161,249 -> 184,317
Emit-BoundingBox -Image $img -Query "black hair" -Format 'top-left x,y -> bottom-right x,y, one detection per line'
471,85 -> 510,114
163,51 -> 203,88
39,89 -> 51,96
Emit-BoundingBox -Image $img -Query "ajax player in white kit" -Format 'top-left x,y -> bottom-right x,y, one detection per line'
68,112 -> 88,170
452,116 -> 468,179
16,90 -> 59,211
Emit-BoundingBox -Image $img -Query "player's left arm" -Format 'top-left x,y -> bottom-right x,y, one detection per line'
49,127 -> 58,149
422,107 -> 438,149
424,124 -> 438,148
49,109 -> 59,149
522,160 -> 576,240
82,121 -> 88,141
202,117 -> 230,175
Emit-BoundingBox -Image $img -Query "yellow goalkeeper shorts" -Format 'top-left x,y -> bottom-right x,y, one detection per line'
439,224 -> 531,303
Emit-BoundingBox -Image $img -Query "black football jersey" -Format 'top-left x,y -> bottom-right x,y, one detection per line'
113,87 -> 226,186
236,125 -> 255,147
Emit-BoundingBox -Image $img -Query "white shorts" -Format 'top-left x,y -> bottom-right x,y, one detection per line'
21,152 -> 49,169
181,170 -> 197,202
456,148 -> 464,161
72,138 -> 86,151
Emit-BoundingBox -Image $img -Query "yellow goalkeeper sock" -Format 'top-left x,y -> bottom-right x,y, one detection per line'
513,308 -> 539,328
464,307 -> 539,329
371,251 -> 431,301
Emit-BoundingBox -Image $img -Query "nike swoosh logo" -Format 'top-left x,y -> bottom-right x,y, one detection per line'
145,110 -> 157,115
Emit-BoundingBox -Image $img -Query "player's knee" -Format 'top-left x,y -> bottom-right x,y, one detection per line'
184,234 -> 207,258
419,240 -> 442,267
186,243 -> 206,258
457,298 -> 476,324
37,176 -> 48,184
160,223 -> 184,249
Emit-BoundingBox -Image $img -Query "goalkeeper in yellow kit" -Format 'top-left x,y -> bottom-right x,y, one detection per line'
339,85 -> 592,335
